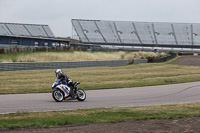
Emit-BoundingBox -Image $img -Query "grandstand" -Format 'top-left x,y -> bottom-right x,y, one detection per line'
72,19 -> 200,49
0,22 -> 69,47
0,23 -> 55,38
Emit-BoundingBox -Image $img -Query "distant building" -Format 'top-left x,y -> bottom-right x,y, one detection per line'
0,22 -> 69,47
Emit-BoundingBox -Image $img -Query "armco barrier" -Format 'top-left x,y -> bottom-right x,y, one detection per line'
0,59 -> 129,72
133,59 -> 148,64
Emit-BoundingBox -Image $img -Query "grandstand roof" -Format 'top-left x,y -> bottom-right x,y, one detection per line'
0,22 -> 55,38
72,19 -> 200,48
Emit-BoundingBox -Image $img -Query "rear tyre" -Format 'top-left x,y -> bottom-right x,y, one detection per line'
52,89 -> 64,102
77,89 -> 86,101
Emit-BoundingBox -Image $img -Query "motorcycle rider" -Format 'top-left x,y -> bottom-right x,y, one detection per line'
55,69 -> 77,98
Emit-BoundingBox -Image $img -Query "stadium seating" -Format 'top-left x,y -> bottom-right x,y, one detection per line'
72,19 -> 200,48
0,23 -> 55,38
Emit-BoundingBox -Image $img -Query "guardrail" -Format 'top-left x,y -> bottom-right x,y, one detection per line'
0,54 -> 178,72
133,59 -> 148,64
0,59 -> 130,72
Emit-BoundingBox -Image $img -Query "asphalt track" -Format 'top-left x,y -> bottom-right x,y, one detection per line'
0,81 -> 200,114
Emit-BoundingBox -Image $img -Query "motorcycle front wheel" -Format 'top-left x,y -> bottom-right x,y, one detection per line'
52,89 -> 64,102
77,89 -> 86,101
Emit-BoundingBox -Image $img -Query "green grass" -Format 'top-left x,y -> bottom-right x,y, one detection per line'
1,60 -> 200,94
0,103 -> 199,129
0,54 -> 199,129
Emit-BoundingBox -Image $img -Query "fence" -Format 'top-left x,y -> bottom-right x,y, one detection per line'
0,59 -> 129,72
0,45 -> 72,53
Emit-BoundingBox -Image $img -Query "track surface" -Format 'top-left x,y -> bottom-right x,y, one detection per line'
172,55 -> 200,65
0,81 -> 200,114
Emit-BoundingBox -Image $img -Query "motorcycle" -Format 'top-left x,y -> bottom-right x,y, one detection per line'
51,79 -> 86,102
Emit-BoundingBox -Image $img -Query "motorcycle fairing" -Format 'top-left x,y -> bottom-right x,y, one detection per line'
56,85 -> 71,98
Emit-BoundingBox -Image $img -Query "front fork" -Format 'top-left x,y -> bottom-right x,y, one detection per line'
56,90 -> 61,95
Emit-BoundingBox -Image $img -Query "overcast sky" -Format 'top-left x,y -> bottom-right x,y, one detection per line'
0,0 -> 200,37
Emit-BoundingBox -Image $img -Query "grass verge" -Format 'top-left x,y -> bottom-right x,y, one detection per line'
0,103 -> 199,129
0,51 -> 166,62
1,61 -> 200,94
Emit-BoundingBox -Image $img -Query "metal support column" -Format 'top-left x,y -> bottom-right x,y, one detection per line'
77,20 -> 90,43
152,24 -> 158,45
94,21 -> 107,44
113,22 -> 122,44
71,20 -> 81,41
41,26 -> 49,37
132,23 -> 143,44
171,24 -> 178,45
24,25 -> 32,36
191,24 -> 194,46
5,24 -> 13,35
72,25 -> 74,39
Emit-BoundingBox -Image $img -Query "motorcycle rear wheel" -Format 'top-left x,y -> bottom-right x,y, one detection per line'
52,89 -> 64,102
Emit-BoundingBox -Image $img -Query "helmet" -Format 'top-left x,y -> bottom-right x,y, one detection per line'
55,69 -> 62,78
55,69 -> 62,74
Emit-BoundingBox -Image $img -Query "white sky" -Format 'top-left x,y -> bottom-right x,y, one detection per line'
0,0 -> 200,37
